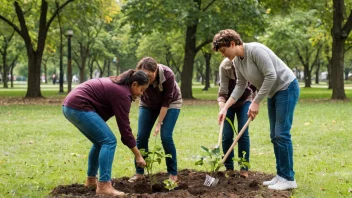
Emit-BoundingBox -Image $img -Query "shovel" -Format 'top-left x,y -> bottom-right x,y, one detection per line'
214,121 -> 224,149
204,118 -> 252,187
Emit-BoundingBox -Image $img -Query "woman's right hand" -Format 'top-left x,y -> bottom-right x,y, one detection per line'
136,155 -> 146,168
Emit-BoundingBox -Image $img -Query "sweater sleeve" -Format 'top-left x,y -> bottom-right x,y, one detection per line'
230,66 -> 247,101
112,95 -> 136,148
218,66 -> 229,102
161,74 -> 176,108
251,47 -> 277,104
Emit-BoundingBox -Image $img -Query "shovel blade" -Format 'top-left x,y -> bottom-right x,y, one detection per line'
204,174 -> 219,187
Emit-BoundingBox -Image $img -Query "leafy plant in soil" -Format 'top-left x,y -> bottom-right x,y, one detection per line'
233,151 -> 250,170
163,178 -> 178,191
195,146 -> 222,176
140,136 -> 172,190
226,117 -> 251,170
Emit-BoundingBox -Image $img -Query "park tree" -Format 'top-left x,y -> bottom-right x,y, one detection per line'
261,10 -> 325,87
136,31 -> 184,81
0,0 -> 74,97
62,0 -> 115,82
0,22 -> 18,88
122,0 -> 265,99
330,0 -> 352,99
260,0 -> 350,99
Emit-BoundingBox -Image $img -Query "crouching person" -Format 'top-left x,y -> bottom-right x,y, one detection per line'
62,70 -> 148,196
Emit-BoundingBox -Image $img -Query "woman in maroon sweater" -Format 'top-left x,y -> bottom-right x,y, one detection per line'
62,70 -> 148,196
128,57 -> 182,183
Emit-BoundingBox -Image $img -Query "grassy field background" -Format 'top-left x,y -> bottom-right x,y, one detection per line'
0,82 -> 352,197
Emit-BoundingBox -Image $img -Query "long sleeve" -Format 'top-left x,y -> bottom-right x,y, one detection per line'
251,47 -> 277,104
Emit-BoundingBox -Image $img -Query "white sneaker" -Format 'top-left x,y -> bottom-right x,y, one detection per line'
263,175 -> 281,186
268,177 -> 297,190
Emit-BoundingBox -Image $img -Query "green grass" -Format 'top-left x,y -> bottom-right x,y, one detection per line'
0,83 -> 352,197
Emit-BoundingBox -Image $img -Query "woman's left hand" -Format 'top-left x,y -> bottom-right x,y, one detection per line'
248,102 -> 260,120
153,122 -> 162,136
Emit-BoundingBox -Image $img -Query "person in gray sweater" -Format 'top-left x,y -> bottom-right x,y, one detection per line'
212,29 -> 300,190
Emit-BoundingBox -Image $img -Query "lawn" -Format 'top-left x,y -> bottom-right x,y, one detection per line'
0,83 -> 352,197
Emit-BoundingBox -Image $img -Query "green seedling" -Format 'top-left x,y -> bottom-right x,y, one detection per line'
163,178 -> 178,191
140,137 -> 172,189
232,151 -> 251,170
226,118 -> 251,170
195,146 -> 222,175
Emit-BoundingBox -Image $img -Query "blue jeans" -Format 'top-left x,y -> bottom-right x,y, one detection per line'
267,79 -> 299,181
135,107 -> 180,176
62,106 -> 117,182
222,101 -> 251,171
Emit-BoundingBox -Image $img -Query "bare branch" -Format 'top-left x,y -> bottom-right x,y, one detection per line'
46,0 -> 75,32
202,0 -> 216,12
195,39 -> 212,52
0,15 -> 21,36
342,9 -> 352,38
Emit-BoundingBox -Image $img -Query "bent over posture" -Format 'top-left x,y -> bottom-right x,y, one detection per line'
213,29 -> 300,190
63,70 -> 148,196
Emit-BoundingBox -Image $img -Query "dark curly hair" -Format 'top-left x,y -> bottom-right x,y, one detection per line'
212,29 -> 243,51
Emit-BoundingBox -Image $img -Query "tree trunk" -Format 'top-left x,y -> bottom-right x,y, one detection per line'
315,61 -> 321,84
344,68 -> 350,80
180,25 -> 197,99
331,38 -> 346,99
26,52 -> 43,97
324,45 -> 333,89
2,49 -> 8,88
303,64 -> 311,88
203,52 -> 211,91
10,64 -> 14,88
331,0 -> 348,99
80,55 -> 87,82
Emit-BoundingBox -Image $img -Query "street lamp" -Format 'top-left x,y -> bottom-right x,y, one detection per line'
66,30 -> 73,92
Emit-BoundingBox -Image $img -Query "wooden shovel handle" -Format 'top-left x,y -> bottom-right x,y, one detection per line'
217,121 -> 224,147
221,118 -> 252,163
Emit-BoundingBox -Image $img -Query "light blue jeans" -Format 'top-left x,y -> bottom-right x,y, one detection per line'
135,107 -> 180,176
267,79 -> 299,181
222,101 -> 251,171
62,106 -> 117,182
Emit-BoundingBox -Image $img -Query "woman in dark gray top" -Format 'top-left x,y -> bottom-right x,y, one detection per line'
213,29 -> 299,191
62,70 -> 148,196
218,58 -> 256,178
128,57 -> 182,183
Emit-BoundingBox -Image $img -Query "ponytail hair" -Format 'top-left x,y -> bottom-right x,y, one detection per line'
109,69 -> 149,86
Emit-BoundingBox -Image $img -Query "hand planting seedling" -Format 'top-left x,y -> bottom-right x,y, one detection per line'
140,136 -> 172,189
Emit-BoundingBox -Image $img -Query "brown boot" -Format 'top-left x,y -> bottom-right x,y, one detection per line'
240,170 -> 249,178
84,176 -> 97,188
96,181 -> 126,197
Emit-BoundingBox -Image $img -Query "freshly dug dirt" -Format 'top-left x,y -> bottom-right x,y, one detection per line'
49,169 -> 291,197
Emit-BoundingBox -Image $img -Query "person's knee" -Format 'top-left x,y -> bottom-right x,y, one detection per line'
101,136 -> 117,147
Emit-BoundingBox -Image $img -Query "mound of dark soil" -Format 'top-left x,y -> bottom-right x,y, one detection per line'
49,169 -> 291,197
